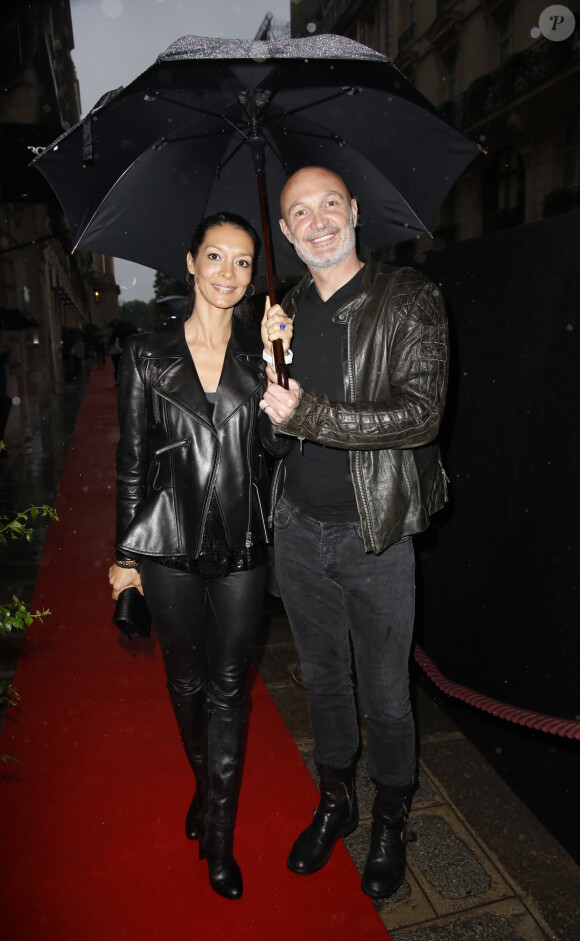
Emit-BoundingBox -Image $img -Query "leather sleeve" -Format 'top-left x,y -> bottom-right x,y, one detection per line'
259,407 -> 294,457
276,273 -> 448,451
115,338 -> 149,548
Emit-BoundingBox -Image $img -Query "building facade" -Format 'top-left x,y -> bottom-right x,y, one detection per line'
290,0 -> 580,256
0,0 -> 119,448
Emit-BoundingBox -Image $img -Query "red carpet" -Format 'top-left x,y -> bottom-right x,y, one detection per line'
0,365 -> 390,940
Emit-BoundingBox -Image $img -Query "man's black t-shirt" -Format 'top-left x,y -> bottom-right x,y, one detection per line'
283,266 -> 365,522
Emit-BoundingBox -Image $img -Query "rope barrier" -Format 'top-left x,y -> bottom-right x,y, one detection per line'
413,643 -> 580,740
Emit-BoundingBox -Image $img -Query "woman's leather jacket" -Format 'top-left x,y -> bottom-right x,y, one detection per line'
115,316 -> 289,560
274,256 -> 449,554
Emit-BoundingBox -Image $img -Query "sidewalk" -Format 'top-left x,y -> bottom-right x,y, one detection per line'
256,598 -> 580,940
2,368 -> 579,941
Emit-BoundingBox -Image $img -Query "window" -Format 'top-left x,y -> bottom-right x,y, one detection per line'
484,147 -> 525,232
497,6 -> 514,63
446,51 -> 458,101
497,149 -> 522,211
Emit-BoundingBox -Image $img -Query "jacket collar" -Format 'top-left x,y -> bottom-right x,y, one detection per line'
283,254 -> 389,324
146,317 -> 264,428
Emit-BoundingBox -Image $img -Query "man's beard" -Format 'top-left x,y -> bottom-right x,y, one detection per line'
292,212 -> 357,270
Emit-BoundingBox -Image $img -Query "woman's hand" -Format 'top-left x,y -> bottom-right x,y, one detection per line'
261,297 -> 293,358
108,563 -> 143,601
260,365 -> 301,425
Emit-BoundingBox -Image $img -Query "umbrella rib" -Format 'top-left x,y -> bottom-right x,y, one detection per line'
266,87 -> 359,127
150,93 -> 249,138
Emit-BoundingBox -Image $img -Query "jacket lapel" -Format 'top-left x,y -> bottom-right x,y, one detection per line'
148,325 -> 212,424
212,320 -> 264,428
149,318 -> 263,428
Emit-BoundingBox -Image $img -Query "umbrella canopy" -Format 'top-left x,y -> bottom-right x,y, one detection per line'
33,34 -> 479,283
107,319 -> 140,336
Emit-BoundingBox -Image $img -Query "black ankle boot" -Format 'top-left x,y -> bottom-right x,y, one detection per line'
287,762 -> 359,875
361,793 -> 412,899
168,687 -> 207,842
203,704 -> 245,900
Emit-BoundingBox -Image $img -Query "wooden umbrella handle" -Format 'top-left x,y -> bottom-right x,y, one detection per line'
272,338 -> 288,389
255,162 -> 289,389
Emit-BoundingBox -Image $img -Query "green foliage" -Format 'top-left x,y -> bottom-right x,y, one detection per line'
1,497 -> 57,762
0,596 -> 51,636
0,680 -> 20,708
0,504 -> 59,548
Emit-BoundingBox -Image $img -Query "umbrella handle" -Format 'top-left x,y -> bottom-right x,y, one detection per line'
253,155 -> 289,390
272,338 -> 288,389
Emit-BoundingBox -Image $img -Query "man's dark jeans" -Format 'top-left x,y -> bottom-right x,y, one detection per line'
274,492 -> 416,788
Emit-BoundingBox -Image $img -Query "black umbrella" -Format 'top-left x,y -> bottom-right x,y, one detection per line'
156,295 -> 189,320
33,34 -> 479,383
107,319 -> 140,336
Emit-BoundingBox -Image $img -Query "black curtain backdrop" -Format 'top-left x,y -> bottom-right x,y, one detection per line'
410,211 -> 580,857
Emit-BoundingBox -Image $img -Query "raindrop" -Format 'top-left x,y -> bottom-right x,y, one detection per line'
566,323 -> 573,331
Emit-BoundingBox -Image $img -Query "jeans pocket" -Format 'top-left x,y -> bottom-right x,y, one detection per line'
348,520 -> 363,540
273,493 -> 299,530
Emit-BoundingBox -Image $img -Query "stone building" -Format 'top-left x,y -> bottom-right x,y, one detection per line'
289,0 -> 580,255
0,0 -> 119,448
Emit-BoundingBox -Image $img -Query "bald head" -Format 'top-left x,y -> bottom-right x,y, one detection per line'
280,167 -> 352,222
278,166 -> 358,274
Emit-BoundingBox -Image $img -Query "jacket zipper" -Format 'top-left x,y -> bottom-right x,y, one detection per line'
245,407 -> 255,547
346,316 -> 376,553
154,437 -> 191,455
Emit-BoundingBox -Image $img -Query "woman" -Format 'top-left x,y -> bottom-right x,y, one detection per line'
109,212 -> 292,900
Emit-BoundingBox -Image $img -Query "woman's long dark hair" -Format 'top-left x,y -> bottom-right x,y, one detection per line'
187,213 -> 261,326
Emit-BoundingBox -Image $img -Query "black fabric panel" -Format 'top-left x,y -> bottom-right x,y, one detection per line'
412,210 -> 579,721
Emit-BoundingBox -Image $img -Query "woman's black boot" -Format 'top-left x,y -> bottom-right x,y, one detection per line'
361,789 -> 413,899
202,704 -> 245,900
168,686 -> 208,841
287,761 -> 359,874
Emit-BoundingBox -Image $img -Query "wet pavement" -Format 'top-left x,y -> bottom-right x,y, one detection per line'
1,369 -> 579,941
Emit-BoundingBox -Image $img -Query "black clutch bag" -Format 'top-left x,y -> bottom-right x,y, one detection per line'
113,587 -> 152,639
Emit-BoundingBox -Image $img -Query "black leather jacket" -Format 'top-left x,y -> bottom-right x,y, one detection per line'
115,316 -> 289,560
275,256 -> 449,554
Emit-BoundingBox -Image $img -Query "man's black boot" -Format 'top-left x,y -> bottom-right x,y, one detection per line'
287,762 -> 359,875
168,687 -> 208,842
361,791 -> 412,899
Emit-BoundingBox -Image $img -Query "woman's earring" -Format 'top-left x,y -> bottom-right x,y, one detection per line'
245,283 -> 255,298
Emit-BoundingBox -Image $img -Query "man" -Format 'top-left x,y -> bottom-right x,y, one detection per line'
260,166 -> 449,899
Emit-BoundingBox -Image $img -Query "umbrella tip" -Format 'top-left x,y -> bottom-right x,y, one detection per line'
477,143 -> 488,155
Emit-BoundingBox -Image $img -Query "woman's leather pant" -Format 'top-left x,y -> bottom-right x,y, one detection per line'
140,559 -> 267,899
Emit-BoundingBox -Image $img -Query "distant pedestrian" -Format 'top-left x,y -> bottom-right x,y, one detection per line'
107,333 -> 123,384
0,344 -> 12,445
70,335 -> 83,379
94,330 -> 107,368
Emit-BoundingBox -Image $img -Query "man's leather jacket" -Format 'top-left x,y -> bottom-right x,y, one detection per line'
275,255 -> 449,554
115,316 -> 289,560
